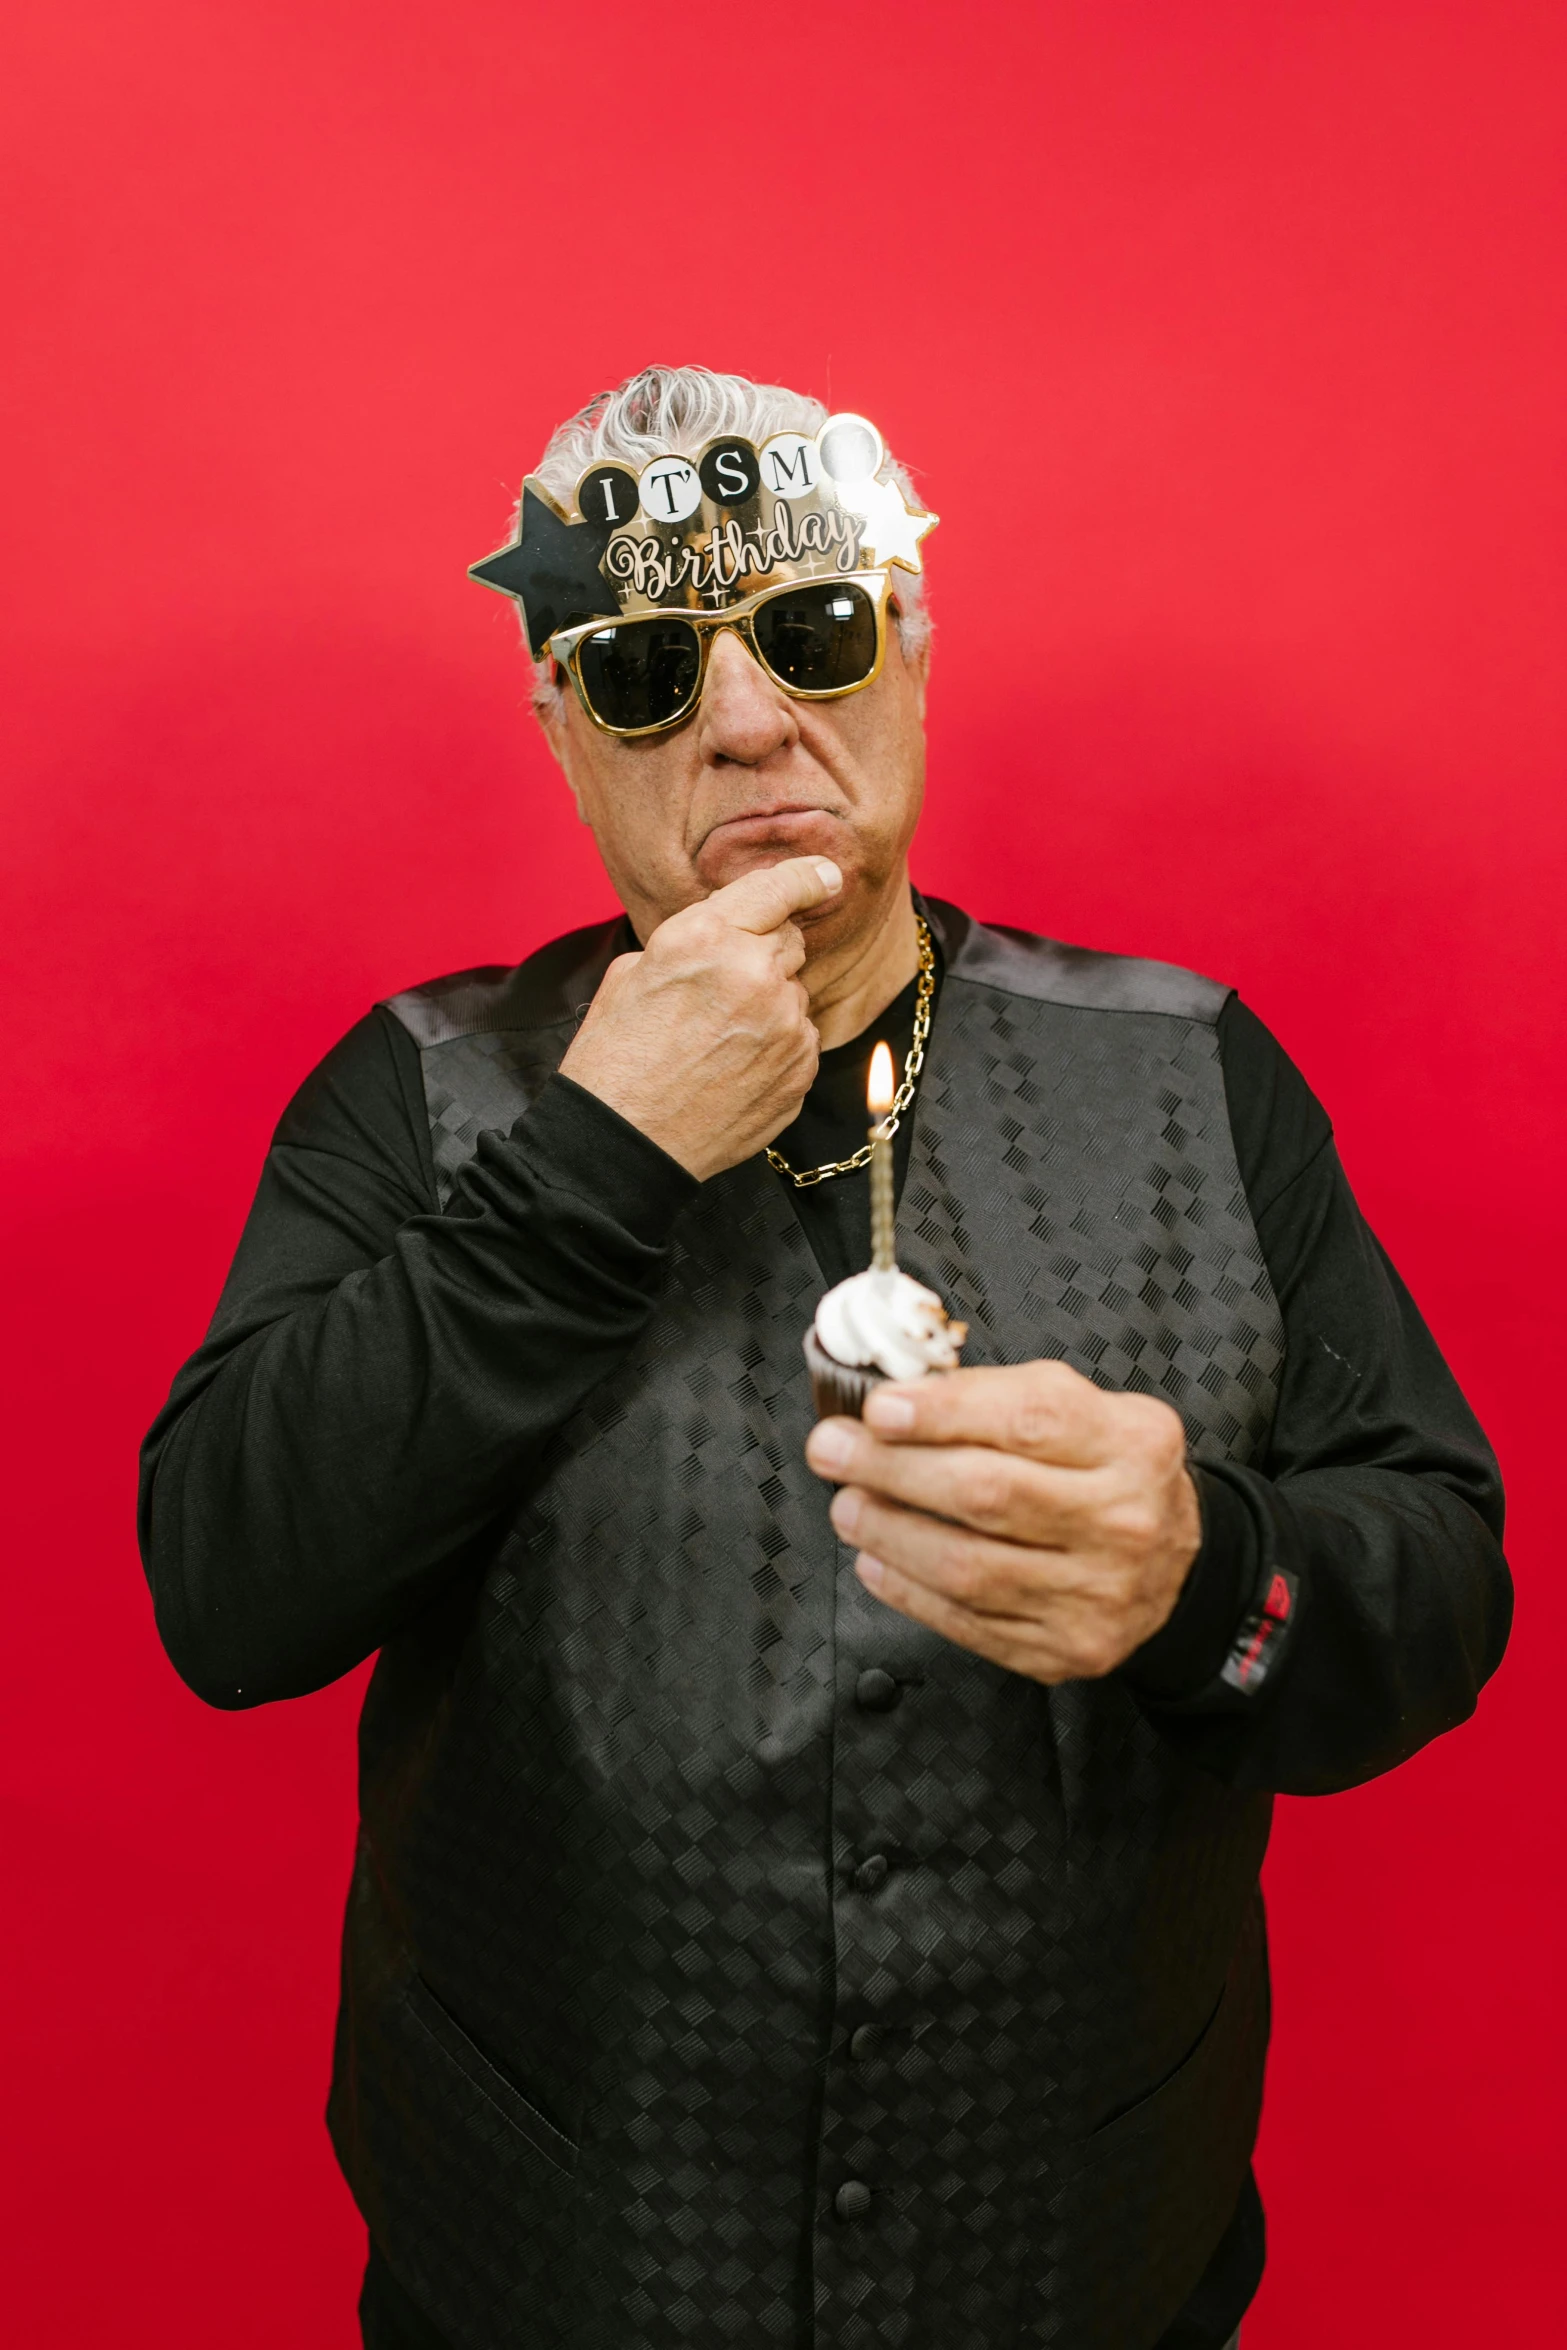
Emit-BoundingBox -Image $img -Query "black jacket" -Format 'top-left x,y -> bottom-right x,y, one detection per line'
140,902 -> 1509,2350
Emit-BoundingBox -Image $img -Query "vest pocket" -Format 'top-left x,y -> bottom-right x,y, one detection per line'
1030,1911 -> 1267,2348
1080,1980 -> 1230,2159
402,1972 -> 579,2176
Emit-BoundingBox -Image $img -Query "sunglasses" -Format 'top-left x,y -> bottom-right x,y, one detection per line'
548,570 -> 892,739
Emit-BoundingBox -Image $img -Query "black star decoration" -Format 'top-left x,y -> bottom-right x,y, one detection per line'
468,482 -> 622,658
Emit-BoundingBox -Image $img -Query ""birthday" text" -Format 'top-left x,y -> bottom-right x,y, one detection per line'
603,501 -> 863,602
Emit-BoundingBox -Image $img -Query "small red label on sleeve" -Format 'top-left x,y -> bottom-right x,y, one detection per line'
1220,1566 -> 1299,1696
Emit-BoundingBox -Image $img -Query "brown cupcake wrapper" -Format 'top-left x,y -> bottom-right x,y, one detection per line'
802,1329 -> 885,1421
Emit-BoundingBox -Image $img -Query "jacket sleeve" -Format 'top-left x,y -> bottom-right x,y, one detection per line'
138,1006 -> 696,1710
1123,998 -> 1511,1793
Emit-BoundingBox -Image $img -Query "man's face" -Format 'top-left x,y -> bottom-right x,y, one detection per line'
542,597 -> 929,952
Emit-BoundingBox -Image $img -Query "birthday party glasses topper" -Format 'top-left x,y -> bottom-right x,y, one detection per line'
469,410 -> 937,736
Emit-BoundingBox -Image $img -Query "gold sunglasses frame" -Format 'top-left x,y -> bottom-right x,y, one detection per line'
547,569 -> 894,740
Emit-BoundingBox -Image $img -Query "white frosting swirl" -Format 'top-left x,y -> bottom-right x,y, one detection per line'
813,1268 -> 965,1382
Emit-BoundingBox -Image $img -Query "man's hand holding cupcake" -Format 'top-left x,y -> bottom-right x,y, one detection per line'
805,1360 -> 1202,1684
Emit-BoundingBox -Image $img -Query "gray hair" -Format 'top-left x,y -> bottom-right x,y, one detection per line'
522,363 -> 932,722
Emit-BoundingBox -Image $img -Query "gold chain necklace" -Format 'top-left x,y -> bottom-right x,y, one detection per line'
766,915 -> 936,1189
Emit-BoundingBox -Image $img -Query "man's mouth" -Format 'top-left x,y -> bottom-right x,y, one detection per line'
700,802 -> 839,848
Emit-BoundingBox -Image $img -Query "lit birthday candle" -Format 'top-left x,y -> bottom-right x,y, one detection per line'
802,1025 -> 966,1420
867,1040 -> 897,1274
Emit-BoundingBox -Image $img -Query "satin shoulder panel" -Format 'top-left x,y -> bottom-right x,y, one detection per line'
923,896 -> 1230,1024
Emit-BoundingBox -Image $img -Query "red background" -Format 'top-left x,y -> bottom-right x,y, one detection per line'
3,4 -> 1563,2342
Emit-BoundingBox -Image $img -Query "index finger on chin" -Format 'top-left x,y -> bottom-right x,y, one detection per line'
862,1359 -> 1117,1468
710,856 -> 843,935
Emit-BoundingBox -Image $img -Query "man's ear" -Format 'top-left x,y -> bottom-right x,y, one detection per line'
536,668 -> 589,822
908,635 -> 931,721
888,598 -> 931,723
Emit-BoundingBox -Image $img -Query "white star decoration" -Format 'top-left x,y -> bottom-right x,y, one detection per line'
837,477 -> 939,573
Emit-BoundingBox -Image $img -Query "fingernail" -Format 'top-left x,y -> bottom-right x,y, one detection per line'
807,1421 -> 854,1471
865,1390 -> 915,1431
812,859 -> 842,891
855,1554 -> 886,1590
830,1488 -> 862,1537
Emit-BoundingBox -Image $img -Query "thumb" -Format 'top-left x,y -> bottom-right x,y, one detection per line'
707,856 -> 843,936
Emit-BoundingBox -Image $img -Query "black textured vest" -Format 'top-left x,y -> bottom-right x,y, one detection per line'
329,899 -> 1284,2350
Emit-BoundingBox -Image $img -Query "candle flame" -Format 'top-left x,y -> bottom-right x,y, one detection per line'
867,1040 -> 897,1116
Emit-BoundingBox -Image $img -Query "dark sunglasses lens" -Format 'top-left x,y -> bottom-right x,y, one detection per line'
752,582 -> 878,693
575,618 -> 702,730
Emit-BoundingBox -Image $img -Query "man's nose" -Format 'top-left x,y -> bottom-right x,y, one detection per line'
696,626 -> 799,764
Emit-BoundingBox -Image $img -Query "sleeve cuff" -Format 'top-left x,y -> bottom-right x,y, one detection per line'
1122,1465 -> 1261,1702
515,1072 -> 700,1248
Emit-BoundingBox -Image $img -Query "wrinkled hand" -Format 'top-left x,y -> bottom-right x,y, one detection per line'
804,1360 -> 1201,1682
560,855 -> 840,1181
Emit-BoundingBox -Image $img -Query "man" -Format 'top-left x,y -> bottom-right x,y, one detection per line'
140,365 -> 1509,2350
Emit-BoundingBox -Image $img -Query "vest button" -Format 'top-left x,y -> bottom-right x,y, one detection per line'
834,2180 -> 873,2221
849,2024 -> 883,2063
855,1667 -> 900,1711
853,1853 -> 890,1893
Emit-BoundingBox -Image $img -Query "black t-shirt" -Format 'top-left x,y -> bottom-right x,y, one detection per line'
141,929 -> 1508,2350
766,960 -> 935,1288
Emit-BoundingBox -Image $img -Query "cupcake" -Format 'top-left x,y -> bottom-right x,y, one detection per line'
803,1267 -> 967,1419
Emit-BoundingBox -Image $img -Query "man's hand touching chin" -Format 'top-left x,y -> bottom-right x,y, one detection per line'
804,1361 -> 1201,1684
